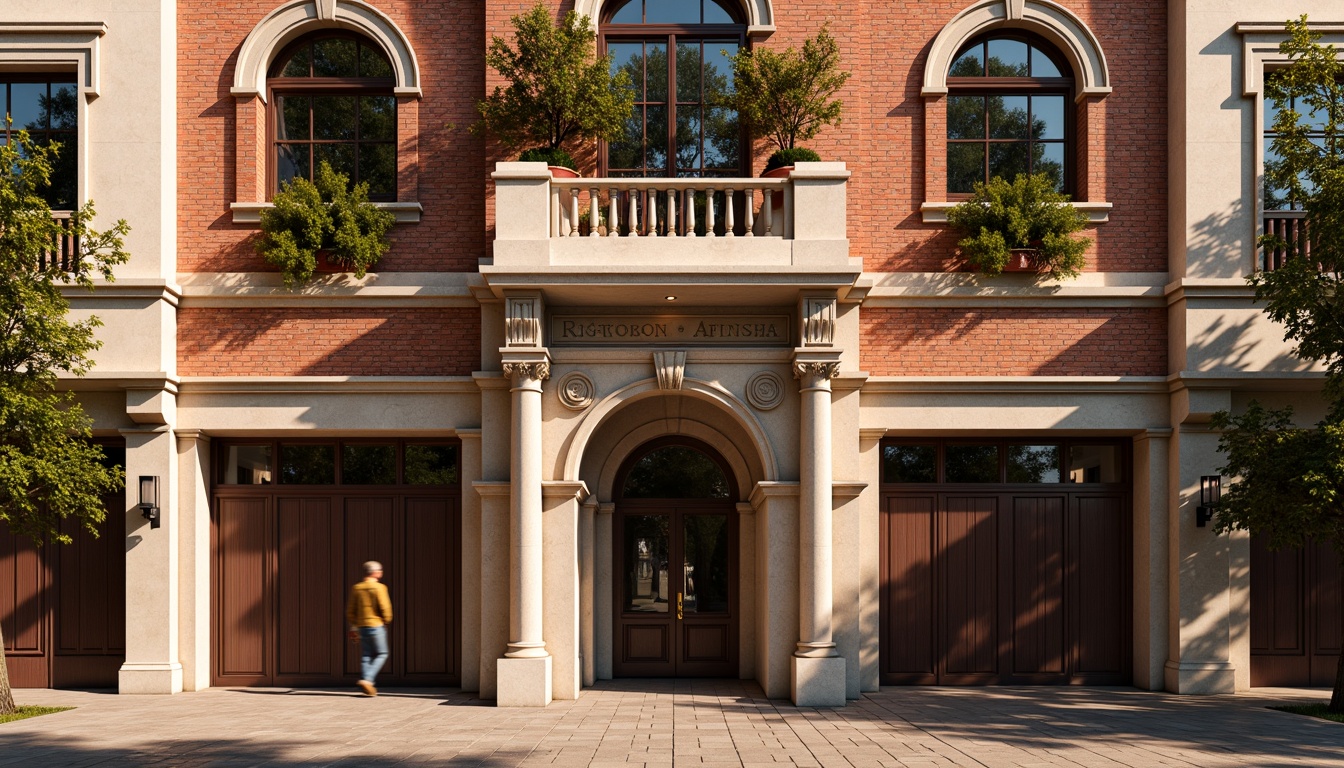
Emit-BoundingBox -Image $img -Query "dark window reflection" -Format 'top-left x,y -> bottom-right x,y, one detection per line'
683,514 -> 729,613
883,445 -> 937,483
624,515 -> 670,612
222,445 -> 273,485
623,445 -> 730,499
1007,445 -> 1061,483
342,444 -> 396,485
404,444 -> 458,485
945,444 -> 1000,483
1068,445 -> 1122,483
280,444 -> 336,484
2,79 -> 78,209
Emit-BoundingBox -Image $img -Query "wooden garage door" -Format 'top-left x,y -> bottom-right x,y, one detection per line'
879,439 -> 1131,686
212,440 -> 461,687
1250,536 -> 1341,687
1,443 -> 127,688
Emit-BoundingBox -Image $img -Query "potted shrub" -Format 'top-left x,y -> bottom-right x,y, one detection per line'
724,25 -> 851,178
946,172 -> 1092,279
474,4 -> 634,177
257,161 -> 395,288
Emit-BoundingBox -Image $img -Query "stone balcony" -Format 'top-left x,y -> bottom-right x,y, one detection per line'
482,161 -> 862,306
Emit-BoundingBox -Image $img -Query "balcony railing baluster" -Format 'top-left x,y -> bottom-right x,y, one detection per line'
40,212 -> 79,271
548,177 -> 789,240
1262,211 -> 1307,272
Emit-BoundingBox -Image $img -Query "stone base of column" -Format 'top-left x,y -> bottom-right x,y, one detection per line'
497,655 -> 552,707
118,662 -> 183,694
790,655 -> 846,707
1163,660 -> 1236,694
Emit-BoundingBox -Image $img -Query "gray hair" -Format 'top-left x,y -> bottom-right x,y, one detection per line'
363,560 -> 383,575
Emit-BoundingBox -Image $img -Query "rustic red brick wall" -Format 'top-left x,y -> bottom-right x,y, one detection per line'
178,308 -> 481,376
860,308 -> 1167,376
178,1 -> 486,273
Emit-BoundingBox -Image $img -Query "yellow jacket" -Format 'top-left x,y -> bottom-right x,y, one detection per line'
346,580 -> 392,628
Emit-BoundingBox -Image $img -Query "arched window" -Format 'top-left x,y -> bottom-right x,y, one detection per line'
600,0 -> 747,177
620,443 -> 731,499
946,33 -> 1072,196
268,32 -> 397,200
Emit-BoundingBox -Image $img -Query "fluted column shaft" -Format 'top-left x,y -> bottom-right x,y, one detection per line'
505,362 -> 548,658
795,360 -> 839,658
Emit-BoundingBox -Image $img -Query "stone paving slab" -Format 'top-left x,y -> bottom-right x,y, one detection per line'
0,681 -> 1339,767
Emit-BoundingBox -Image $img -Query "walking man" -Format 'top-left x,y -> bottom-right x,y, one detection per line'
347,560 -> 392,696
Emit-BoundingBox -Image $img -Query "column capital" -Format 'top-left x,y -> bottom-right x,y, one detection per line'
792,349 -> 842,387
501,349 -> 552,384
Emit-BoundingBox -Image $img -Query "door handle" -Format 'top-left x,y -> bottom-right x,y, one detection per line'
676,592 -> 683,620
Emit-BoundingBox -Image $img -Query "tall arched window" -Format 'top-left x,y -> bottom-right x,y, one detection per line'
268,32 -> 397,200
600,0 -> 747,177
946,33 -> 1072,196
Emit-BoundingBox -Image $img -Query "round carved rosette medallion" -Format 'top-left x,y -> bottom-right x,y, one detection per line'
745,371 -> 785,411
557,371 -> 595,411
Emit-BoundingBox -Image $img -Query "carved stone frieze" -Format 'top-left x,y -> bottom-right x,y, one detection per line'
502,361 -> 551,382
653,350 -> 686,390
745,371 -> 785,410
800,295 -> 837,347
504,293 -> 543,348
557,371 -> 595,410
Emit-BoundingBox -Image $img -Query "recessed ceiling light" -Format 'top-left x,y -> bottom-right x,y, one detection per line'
665,295 -> 677,301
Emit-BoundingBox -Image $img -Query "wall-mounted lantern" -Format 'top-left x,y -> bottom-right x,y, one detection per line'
138,475 -> 160,529
1196,475 -> 1220,528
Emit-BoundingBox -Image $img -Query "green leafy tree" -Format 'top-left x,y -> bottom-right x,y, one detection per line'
946,172 -> 1090,278
0,130 -> 128,715
1210,404 -> 1344,711
256,161 -> 394,289
474,5 -> 635,153
723,26 -> 850,161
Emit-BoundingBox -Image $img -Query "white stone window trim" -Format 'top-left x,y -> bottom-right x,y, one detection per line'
920,201 -> 1110,224
0,22 -> 106,212
233,0 -> 421,101
922,0 -> 1111,101
1237,22 -> 1344,273
574,0 -> 775,39
230,201 -> 422,225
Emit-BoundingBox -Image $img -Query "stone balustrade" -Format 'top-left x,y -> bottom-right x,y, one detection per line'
549,177 -> 791,239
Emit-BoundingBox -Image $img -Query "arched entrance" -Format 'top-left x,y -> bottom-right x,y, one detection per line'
613,437 -> 738,677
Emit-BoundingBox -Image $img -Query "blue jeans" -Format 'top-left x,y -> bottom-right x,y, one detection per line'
358,626 -> 388,684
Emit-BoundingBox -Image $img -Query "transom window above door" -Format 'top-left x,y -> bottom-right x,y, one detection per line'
946,33 -> 1073,196
268,33 -> 397,200
602,0 -> 746,177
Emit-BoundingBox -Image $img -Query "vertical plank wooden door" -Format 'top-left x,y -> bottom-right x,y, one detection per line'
1251,536 -> 1342,687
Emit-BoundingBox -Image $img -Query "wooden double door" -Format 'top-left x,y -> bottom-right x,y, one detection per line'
1,495 -> 127,689
1251,536 -> 1341,687
213,491 -> 460,687
614,503 -> 737,677
880,489 -> 1131,685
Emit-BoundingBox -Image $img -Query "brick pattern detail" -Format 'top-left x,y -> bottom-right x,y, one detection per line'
178,308 -> 481,376
860,307 -> 1167,376
179,1 -> 486,273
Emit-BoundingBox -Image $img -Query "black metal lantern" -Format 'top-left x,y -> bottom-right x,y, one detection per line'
1196,475 -> 1220,528
138,475 -> 160,529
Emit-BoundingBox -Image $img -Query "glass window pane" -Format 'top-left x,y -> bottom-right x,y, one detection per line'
1264,138 -> 1290,211
10,82 -> 46,131
683,514 -> 729,613
360,95 -> 396,141
704,0 -> 735,23
703,106 -> 739,169
1068,445 -> 1122,483
610,43 -> 645,100
623,445 -> 729,499
342,444 -> 396,485
944,444 -> 999,483
989,141 -> 1030,182
281,45 -> 311,77
313,95 -> 357,140
359,44 -> 393,78
987,38 -> 1029,77
646,43 -> 668,102
280,444 -> 335,484
1300,98 -> 1328,131
50,84 -> 77,131
677,43 -> 700,103
609,105 -> 644,170
882,445 -> 936,483
947,95 -> 986,140
989,95 -> 1029,139
1007,445 -> 1061,483
646,0 -> 700,24
1264,95 -> 1280,132
704,42 -> 736,98
646,104 -> 667,174
1030,46 -> 1061,77
950,45 -> 983,77
1032,95 -> 1065,140
42,135 -> 76,210
404,444 -> 459,485
313,38 -> 359,77
277,96 -> 309,141
947,143 -> 985,193
277,143 -> 310,186
609,0 -> 642,23
1033,142 -> 1065,191
675,107 -> 701,172
222,445 -> 273,485
623,514 -> 670,611
359,143 -> 396,198
314,142 -> 356,181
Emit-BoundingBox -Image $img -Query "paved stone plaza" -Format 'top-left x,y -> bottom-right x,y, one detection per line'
0,681 -> 1339,767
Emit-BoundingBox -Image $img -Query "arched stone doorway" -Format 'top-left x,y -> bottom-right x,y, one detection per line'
612,437 -> 738,677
